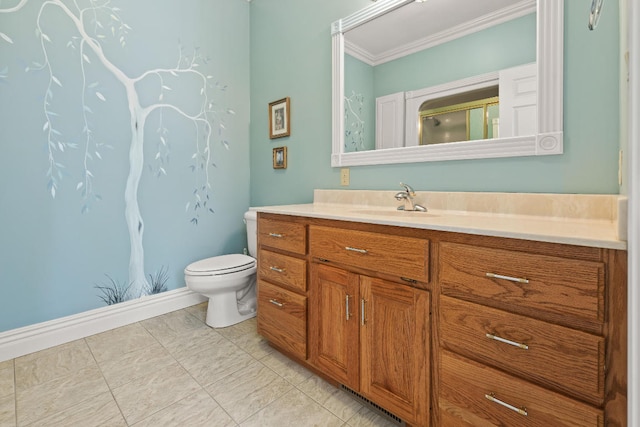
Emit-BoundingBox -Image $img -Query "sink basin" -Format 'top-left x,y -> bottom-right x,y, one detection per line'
352,209 -> 438,218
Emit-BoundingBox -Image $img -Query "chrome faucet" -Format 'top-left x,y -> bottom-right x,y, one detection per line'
395,182 -> 427,212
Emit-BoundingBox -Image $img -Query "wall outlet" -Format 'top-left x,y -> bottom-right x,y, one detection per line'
340,168 -> 350,186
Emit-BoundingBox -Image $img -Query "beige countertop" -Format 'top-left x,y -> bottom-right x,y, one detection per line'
251,190 -> 627,250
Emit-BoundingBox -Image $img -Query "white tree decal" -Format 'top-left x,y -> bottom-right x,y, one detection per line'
344,90 -> 365,151
1,0 -> 234,298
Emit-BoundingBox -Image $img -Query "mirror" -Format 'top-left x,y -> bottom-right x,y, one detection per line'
331,0 -> 564,167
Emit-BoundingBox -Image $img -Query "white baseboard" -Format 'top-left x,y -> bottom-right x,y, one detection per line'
0,287 -> 207,362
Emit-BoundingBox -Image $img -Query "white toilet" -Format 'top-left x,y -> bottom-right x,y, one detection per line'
184,210 -> 258,328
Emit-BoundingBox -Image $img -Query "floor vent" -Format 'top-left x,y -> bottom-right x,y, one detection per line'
340,385 -> 406,426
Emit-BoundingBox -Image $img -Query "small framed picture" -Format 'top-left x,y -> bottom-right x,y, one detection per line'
273,146 -> 287,169
268,97 -> 290,139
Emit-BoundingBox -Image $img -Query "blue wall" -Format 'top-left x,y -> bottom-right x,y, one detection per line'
0,0 -> 250,332
249,0 -> 621,207
372,13 -> 536,97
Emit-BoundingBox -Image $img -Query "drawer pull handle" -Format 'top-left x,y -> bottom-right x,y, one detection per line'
269,233 -> 284,238
361,299 -> 366,325
485,393 -> 528,416
486,333 -> 529,350
345,246 -> 368,254
486,272 -> 529,284
269,299 -> 284,307
269,266 -> 285,273
346,295 -> 351,321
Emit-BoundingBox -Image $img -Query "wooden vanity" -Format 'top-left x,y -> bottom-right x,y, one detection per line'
255,202 -> 627,427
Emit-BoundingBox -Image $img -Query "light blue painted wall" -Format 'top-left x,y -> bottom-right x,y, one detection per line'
373,13 -> 536,97
249,0 -> 621,208
0,0 -> 250,332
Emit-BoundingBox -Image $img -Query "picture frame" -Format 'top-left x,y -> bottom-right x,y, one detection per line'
273,146 -> 287,169
268,97 -> 290,139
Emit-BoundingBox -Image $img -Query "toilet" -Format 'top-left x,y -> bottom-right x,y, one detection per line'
184,210 -> 258,328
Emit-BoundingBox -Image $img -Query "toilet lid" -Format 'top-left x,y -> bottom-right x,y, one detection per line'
184,254 -> 256,276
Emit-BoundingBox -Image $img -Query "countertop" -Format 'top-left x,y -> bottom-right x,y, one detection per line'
251,191 -> 627,250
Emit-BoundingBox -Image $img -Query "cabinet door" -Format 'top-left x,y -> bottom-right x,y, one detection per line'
309,263 -> 360,390
360,277 -> 430,426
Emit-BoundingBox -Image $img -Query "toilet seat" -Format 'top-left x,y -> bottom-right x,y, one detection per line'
184,254 -> 256,277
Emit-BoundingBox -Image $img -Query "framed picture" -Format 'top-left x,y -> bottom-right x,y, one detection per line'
273,146 -> 287,169
268,97 -> 290,139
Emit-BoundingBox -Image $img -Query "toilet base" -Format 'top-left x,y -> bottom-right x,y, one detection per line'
205,291 -> 256,328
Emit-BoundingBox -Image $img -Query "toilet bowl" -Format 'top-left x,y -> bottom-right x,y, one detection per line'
184,211 -> 258,328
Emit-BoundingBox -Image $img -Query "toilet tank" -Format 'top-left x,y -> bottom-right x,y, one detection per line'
244,210 -> 258,257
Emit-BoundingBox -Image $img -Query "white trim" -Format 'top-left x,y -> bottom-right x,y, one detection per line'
628,1 -> 639,425
331,0 -> 563,167
0,287 -> 207,362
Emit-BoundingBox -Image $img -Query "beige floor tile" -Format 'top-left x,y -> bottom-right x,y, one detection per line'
260,350 -> 314,386
0,394 -> 15,427
215,318 -> 258,342
346,406 -> 401,427
15,340 -> 95,392
16,364 -> 109,426
185,302 -> 208,322
27,391 -> 122,427
229,330 -> 275,359
132,389 -> 236,427
297,376 -> 362,421
141,309 -> 210,345
97,342 -> 176,389
0,365 -> 14,398
111,361 -> 201,425
205,360 -> 292,423
239,388 -> 344,427
179,339 -> 254,387
157,326 -> 226,361
86,323 -> 158,364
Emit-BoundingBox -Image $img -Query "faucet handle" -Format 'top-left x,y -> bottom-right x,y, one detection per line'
399,182 -> 415,196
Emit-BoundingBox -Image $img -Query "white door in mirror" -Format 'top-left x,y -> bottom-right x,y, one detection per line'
499,63 -> 537,138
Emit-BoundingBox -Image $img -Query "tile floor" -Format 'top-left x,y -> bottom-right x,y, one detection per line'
0,303 -> 399,427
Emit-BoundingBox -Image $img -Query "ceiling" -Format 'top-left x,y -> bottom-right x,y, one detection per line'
345,0 -> 536,65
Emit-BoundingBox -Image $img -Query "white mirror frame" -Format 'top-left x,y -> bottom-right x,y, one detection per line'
331,0 -> 563,167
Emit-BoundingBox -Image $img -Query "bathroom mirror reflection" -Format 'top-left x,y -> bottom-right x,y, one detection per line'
331,0 -> 564,167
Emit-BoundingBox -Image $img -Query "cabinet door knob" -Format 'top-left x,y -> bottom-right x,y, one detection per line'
269,232 -> 284,238
269,299 -> 284,307
485,393 -> 528,416
361,298 -> 367,325
270,266 -> 285,273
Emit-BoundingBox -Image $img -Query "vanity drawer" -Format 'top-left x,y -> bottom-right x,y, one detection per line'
440,296 -> 604,405
258,217 -> 307,255
309,225 -> 429,282
257,280 -> 307,359
440,351 -> 603,427
258,249 -> 307,293
439,242 -> 605,326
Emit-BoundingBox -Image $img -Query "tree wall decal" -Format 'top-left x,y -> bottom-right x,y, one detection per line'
0,0 -> 234,299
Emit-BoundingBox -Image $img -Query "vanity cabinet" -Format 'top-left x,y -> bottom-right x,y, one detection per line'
256,216 -> 308,360
308,225 -> 431,427
256,212 -> 627,427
